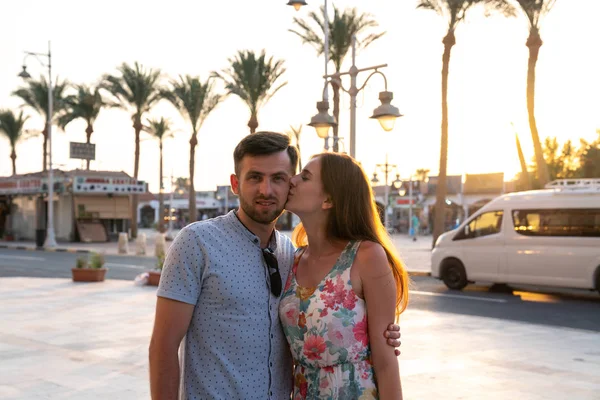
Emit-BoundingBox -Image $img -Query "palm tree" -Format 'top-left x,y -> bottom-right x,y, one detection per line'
214,50 -> 287,134
145,117 -> 173,233
102,62 -> 162,238
0,109 -> 30,175
514,0 -> 556,186
12,75 -> 68,171
417,0 -> 514,246
415,168 -> 431,183
58,84 -> 110,170
162,75 -> 222,222
290,6 -> 385,152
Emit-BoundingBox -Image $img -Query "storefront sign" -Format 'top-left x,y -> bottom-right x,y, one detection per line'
73,176 -> 147,194
396,198 -> 416,205
0,177 -> 65,195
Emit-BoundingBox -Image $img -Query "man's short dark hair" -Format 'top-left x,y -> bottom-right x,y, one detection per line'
233,131 -> 299,176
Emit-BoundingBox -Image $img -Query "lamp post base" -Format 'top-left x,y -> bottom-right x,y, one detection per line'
44,230 -> 58,248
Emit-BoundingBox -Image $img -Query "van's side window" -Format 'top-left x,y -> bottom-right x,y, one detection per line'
512,209 -> 600,237
454,211 -> 503,240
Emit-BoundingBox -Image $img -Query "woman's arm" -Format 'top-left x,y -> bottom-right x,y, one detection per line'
356,241 -> 403,400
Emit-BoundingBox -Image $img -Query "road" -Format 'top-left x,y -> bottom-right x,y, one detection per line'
0,248 -> 156,280
2,247 -> 599,333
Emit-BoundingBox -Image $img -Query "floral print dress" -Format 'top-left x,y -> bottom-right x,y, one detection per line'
279,241 -> 378,399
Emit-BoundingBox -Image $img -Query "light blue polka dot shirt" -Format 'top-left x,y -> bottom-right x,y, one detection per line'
157,211 -> 295,400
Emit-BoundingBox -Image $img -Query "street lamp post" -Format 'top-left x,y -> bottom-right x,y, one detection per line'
288,1 -> 403,157
308,36 -> 403,159
288,0 -> 335,152
18,41 -> 57,248
371,155 -> 401,232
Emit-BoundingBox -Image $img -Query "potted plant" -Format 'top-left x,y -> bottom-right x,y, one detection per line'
71,252 -> 108,282
147,251 -> 164,286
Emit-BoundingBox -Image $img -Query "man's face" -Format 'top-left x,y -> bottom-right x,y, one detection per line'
231,150 -> 294,225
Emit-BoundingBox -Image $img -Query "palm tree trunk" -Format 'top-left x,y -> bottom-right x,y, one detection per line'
296,137 -> 303,171
10,149 -> 16,175
248,114 -> 259,134
332,80 -> 341,153
432,30 -> 455,248
188,132 -> 198,223
158,141 -> 165,233
516,134 -> 531,190
42,125 -> 48,171
85,124 -> 93,170
526,30 -> 549,186
131,118 -> 142,239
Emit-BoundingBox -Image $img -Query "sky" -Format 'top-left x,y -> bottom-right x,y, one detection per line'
0,0 -> 599,193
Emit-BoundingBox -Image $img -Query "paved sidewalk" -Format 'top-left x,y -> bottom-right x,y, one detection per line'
0,229 -> 433,275
1,277 -> 598,400
0,228 -> 173,258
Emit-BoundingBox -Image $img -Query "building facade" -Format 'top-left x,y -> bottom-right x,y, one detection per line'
0,170 -> 147,242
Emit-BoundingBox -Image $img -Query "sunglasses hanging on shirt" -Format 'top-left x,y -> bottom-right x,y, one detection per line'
262,248 -> 282,297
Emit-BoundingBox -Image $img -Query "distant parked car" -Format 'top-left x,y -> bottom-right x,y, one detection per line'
431,179 -> 600,294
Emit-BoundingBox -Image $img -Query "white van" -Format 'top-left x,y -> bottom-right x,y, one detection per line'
431,179 -> 600,294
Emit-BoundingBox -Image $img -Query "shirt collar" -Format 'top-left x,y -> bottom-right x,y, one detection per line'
227,210 -> 278,251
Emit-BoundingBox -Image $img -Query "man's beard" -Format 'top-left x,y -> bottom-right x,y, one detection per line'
239,196 -> 285,225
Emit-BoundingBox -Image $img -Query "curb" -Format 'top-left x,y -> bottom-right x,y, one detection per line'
0,244 -> 91,254
408,270 -> 432,277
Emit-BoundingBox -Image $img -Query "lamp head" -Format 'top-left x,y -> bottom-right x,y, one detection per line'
371,172 -> 379,184
287,0 -> 307,11
370,91 -> 403,132
308,100 -> 337,139
392,173 -> 402,189
18,65 -> 32,79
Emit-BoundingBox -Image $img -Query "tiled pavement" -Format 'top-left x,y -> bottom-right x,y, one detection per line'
1,277 -> 598,399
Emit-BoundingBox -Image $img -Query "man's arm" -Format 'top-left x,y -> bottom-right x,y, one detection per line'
149,297 -> 195,400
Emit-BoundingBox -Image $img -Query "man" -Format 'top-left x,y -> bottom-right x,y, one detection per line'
149,132 -> 400,400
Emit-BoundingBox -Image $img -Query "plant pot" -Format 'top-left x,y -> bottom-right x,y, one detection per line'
71,268 -> 107,282
147,271 -> 161,286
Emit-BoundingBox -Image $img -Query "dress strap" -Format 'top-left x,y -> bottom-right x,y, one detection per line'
334,240 -> 362,274
292,246 -> 307,275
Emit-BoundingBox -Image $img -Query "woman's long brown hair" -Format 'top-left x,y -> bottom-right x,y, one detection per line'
292,153 -> 409,316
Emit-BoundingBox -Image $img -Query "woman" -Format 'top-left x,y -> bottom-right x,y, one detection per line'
279,153 -> 409,399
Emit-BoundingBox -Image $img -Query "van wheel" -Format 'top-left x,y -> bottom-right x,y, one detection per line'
442,259 -> 468,290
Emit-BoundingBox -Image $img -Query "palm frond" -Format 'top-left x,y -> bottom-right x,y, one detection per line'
59,84 -> 107,130
0,109 -> 30,147
290,5 -> 385,72
144,117 -> 173,141
101,62 -> 163,122
515,0 -> 556,29
12,75 -> 69,122
417,0 -> 444,15
163,75 -> 222,133
418,0 -> 515,29
215,50 -> 287,116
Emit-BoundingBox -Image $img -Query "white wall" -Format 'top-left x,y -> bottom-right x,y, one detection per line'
56,193 -> 73,241
12,196 -> 37,240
